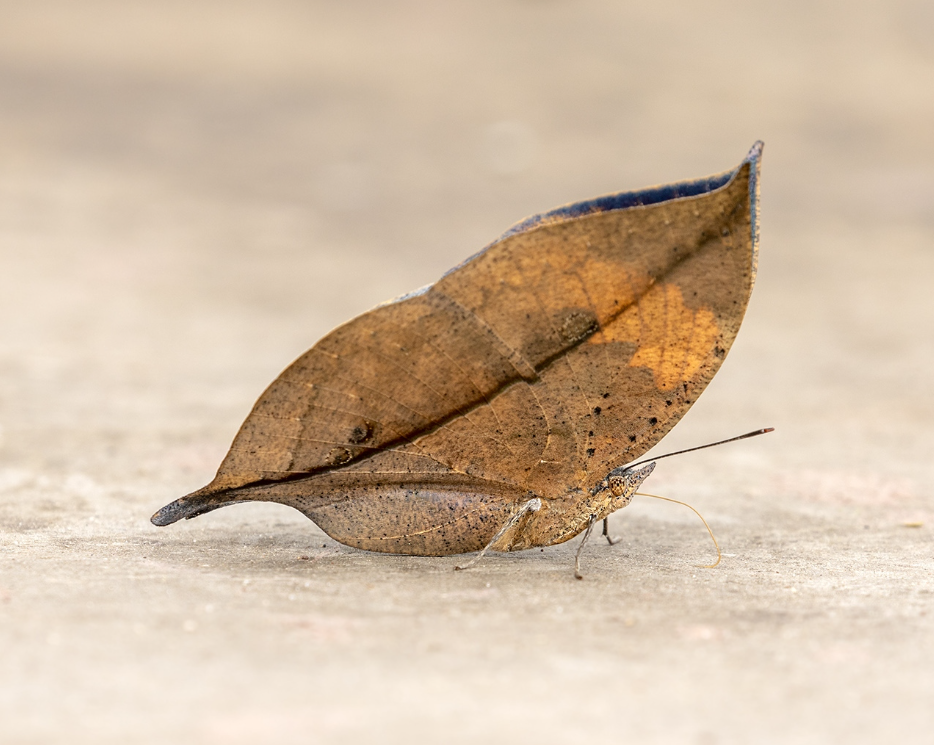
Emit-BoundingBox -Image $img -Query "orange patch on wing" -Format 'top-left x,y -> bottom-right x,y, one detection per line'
603,283 -> 719,391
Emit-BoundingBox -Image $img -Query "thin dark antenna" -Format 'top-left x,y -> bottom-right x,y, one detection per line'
624,428 -> 774,471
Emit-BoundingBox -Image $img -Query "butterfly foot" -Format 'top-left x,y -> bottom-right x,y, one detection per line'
574,514 -> 597,579
602,518 -> 621,545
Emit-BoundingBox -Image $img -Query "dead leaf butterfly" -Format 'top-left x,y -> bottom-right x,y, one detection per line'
153,142 -> 764,572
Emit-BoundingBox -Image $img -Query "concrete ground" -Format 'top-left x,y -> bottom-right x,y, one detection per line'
1,2 -> 933,743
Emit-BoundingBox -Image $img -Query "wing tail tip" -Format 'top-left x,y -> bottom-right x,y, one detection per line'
150,498 -> 194,526
150,480 -> 238,526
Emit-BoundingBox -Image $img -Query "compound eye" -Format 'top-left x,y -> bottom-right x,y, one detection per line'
609,476 -> 626,497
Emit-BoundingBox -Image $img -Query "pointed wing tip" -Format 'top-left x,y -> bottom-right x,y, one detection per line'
742,141 -> 764,279
745,140 -> 764,164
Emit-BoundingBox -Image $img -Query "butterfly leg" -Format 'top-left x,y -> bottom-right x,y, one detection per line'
602,517 -> 621,546
455,497 -> 542,572
574,514 -> 597,580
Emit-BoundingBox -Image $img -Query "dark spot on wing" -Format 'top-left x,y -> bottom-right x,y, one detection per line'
348,420 -> 375,444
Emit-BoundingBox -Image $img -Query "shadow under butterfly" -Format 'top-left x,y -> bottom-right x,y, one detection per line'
153,142 -> 765,575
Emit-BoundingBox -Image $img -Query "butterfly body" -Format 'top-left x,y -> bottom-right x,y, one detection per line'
152,143 -> 762,557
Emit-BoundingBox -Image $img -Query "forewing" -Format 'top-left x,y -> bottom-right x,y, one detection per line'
194,145 -> 761,503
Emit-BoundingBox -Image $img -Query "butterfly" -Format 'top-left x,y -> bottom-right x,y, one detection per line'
153,142 -> 763,569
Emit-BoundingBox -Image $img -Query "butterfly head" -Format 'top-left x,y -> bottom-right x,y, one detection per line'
591,460 -> 656,504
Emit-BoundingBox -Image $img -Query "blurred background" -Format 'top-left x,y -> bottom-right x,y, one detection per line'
1,2 -> 932,743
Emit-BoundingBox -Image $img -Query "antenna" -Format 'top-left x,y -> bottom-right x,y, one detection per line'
623,427 -> 774,472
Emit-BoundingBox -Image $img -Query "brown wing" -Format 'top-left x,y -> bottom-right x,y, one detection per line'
152,143 -> 762,551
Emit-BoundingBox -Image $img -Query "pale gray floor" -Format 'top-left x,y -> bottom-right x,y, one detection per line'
1,2 -> 933,743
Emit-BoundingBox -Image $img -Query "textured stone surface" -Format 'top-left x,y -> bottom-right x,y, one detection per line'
1,2 -> 933,743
